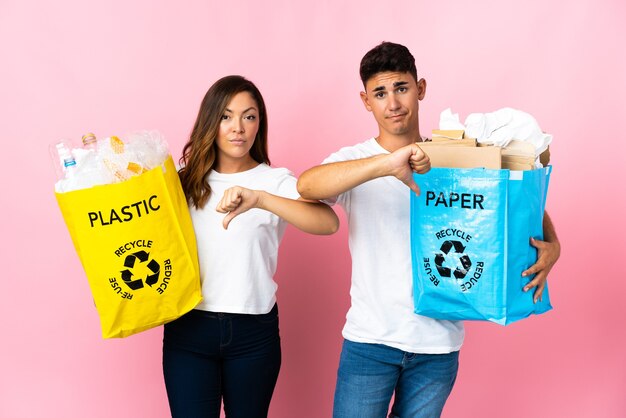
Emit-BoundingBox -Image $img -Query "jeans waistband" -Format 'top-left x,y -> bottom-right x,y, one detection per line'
190,303 -> 278,319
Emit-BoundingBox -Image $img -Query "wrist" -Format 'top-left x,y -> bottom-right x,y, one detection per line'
255,190 -> 267,210
373,154 -> 393,178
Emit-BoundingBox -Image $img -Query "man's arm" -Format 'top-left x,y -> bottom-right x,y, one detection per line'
297,143 -> 430,200
522,211 -> 561,303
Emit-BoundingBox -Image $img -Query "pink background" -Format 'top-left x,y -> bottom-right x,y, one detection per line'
1,0 -> 625,417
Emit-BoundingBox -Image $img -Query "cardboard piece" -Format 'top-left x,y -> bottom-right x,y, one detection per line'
427,130 -> 550,171
502,139 -> 535,156
501,158 -> 535,170
418,143 -> 502,169
432,129 -> 465,140
430,137 -> 477,146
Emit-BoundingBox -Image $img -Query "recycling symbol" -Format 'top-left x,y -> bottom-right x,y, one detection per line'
434,240 -> 472,279
120,250 -> 160,290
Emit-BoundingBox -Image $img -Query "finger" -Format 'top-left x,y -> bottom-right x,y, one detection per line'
228,197 -> 242,212
409,156 -> 429,169
224,193 -> 243,211
522,265 -> 536,277
410,148 -> 428,162
522,265 -> 542,278
216,188 -> 241,213
216,198 -> 229,213
404,176 -> 421,196
217,199 -> 236,214
411,143 -> 426,159
222,210 -> 239,230
411,161 -> 431,174
410,154 -> 431,173
523,272 -> 546,292
225,188 -> 240,204
529,237 -> 547,249
522,255 -> 547,277
410,156 -> 429,167
533,281 -> 546,303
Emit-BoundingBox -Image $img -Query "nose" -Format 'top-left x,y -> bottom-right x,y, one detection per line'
387,93 -> 401,111
232,118 -> 244,133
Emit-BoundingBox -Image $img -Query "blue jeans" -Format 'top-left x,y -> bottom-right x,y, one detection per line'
162,304 -> 281,418
333,339 -> 459,418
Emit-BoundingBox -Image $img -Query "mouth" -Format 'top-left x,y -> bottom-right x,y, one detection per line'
387,113 -> 407,120
229,138 -> 246,145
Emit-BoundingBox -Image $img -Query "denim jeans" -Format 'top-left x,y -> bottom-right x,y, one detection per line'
333,339 -> 459,418
162,304 -> 281,418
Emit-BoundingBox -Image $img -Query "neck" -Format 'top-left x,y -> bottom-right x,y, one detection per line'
375,130 -> 423,152
214,156 -> 259,174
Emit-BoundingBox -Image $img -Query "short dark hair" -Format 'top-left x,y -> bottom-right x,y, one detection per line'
359,42 -> 418,86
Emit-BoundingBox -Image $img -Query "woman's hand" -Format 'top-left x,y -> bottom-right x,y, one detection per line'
216,186 -> 339,235
216,186 -> 263,229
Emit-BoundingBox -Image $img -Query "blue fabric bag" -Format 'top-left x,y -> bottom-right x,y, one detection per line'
410,166 -> 552,325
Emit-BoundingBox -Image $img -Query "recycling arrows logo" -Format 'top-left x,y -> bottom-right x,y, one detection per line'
120,250 -> 160,290
434,240 -> 472,279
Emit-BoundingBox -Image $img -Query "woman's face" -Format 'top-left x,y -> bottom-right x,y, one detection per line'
215,91 -> 260,172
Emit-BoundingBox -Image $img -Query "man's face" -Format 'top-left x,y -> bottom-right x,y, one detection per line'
360,71 -> 426,138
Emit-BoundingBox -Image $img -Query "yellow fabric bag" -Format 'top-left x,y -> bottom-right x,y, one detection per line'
56,156 -> 202,338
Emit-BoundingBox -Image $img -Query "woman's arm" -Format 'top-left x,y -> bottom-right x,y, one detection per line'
216,186 -> 339,235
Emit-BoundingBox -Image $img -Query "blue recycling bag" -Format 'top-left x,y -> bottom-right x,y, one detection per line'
410,166 -> 552,325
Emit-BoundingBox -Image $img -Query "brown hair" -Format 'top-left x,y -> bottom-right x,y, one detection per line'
178,75 -> 270,208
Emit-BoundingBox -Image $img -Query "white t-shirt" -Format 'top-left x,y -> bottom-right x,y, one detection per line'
323,138 -> 465,354
190,163 -> 300,314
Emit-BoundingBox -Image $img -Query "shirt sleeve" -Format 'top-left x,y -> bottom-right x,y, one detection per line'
272,168 -> 300,200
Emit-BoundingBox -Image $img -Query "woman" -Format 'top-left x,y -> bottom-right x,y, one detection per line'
162,75 -> 338,418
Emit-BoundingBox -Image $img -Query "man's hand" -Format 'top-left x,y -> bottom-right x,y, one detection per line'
522,237 -> 561,303
216,186 -> 262,230
386,143 -> 431,194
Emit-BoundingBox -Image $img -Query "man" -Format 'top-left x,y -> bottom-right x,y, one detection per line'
297,42 -> 560,418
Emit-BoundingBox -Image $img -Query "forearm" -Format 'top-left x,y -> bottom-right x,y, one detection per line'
543,211 -> 559,244
257,192 -> 339,235
297,155 -> 389,200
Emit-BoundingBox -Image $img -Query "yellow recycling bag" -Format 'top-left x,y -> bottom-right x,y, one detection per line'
56,156 -> 202,338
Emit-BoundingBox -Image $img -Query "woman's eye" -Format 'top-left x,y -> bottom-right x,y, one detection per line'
245,115 -> 256,121
221,115 -> 229,120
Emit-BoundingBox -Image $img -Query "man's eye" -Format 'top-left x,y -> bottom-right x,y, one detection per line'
397,87 -> 407,93
375,92 -> 386,98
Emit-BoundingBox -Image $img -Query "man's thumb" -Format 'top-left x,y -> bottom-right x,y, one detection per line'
405,175 -> 421,196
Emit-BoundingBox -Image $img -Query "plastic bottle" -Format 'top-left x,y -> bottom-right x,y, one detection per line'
82,132 -> 97,150
50,140 -> 77,181
74,132 -> 97,166
58,142 -> 77,178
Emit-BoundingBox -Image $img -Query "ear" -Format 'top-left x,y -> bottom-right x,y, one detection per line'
360,91 -> 372,112
417,78 -> 427,101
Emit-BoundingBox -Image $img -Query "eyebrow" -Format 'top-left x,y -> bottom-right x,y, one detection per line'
371,81 -> 409,92
224,107 -> 258,113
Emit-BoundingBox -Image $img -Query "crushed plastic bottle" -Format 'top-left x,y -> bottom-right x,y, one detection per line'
53,130 -> 170,193
50,140 -> 76,181
81,133 -> 97,150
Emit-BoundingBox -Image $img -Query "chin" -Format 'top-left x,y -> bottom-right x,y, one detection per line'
390,126 -> 410,135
